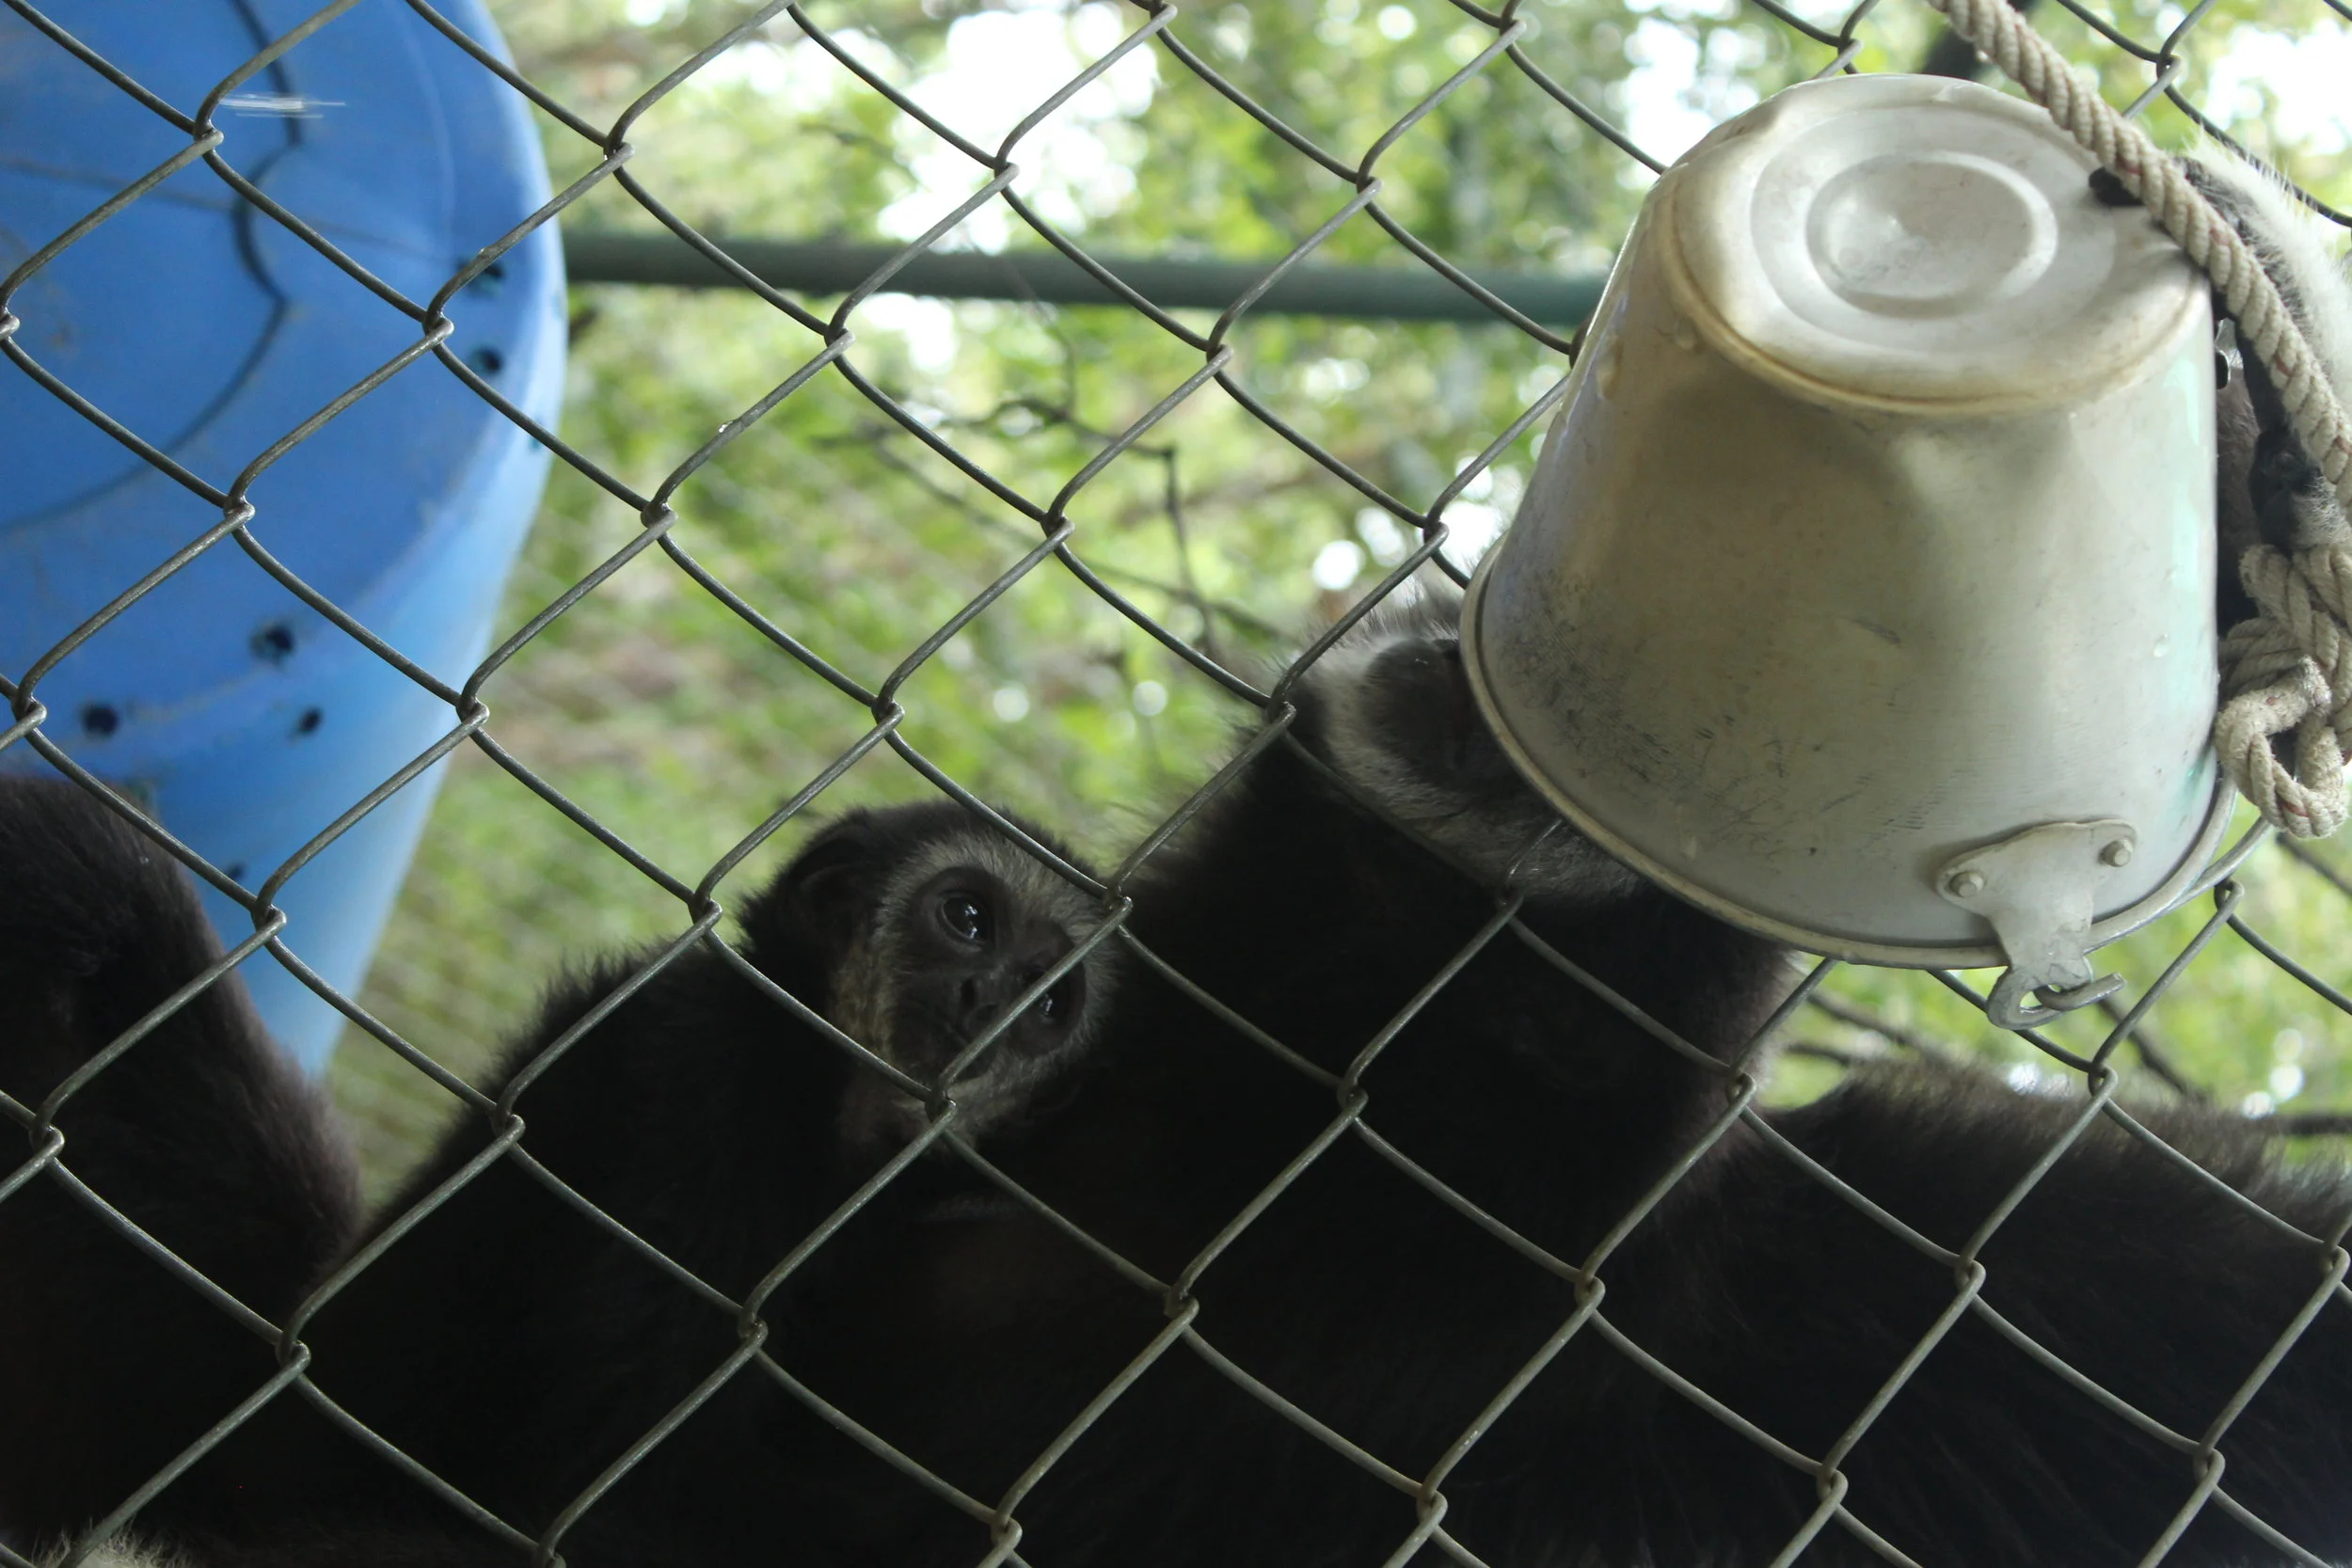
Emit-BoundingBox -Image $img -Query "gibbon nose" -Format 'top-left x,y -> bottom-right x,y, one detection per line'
957,940 -> 1069,1034
959,963 -> 1041,1030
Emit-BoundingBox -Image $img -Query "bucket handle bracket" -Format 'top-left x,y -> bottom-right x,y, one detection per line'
1936,820 -> 2138,1031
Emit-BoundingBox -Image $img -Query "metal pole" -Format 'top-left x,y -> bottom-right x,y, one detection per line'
563,233 -> 1606,326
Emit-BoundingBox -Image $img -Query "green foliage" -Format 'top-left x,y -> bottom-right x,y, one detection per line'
328,0 -> 2352,1196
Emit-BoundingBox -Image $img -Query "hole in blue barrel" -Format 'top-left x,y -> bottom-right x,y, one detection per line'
252,622 -> 296,663
468,345 -> 505,376
81,703 -> 120,737
294,706 -> 324,736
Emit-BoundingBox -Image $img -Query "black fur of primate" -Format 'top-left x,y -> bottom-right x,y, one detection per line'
0,782 -> 1112,1563
62,1527 -> 575,1568
0,778 -> 359,1547
771,603 -> 2352,1568
7,592 -> 2352,1566
271,800 -> 1113,1558
167,800 -> 1108,1564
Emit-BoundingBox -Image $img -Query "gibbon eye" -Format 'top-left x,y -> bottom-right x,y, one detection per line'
937,891 -> 990,944
1037,978 -> 1073,1026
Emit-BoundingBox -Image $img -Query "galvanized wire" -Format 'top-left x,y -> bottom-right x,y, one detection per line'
3,0 -> 2350,1564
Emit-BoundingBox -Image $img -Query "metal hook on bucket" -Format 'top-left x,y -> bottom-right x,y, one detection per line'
1938,821 -> 2139,1032
1984,968 -> 2127,1032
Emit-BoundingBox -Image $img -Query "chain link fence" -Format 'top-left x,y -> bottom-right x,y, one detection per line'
5,0 -> 2352,1562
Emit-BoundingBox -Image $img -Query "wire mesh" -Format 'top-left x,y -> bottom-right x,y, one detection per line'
3,0 -> 2351,1564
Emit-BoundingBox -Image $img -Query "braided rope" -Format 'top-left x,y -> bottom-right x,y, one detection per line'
1928,0 -> 2352,836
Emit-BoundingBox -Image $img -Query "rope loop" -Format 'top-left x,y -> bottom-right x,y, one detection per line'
1925,0 -> 2352,835
2217,548 -> 2352,837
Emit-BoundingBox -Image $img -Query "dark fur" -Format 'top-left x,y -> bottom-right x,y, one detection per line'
184,802 -> 1107,1561
0,779 -> 358,1544
68,1526 -> 569,1568
764,614 -> 2352,1568
8,603 -> 2352,1566
0,784 -> 1098,1562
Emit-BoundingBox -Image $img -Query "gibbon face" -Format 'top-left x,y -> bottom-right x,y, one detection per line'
777,807 -> 1112,1155
885,852 -> 1096,1082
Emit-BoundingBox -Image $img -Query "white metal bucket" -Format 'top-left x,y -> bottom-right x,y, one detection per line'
1461,73 -> 2230,1022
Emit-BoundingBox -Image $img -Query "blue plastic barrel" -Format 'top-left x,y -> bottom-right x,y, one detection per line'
0,0 -> 565,1071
